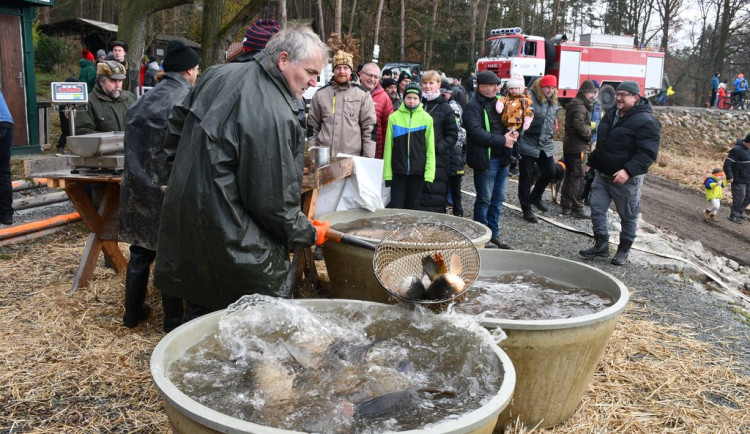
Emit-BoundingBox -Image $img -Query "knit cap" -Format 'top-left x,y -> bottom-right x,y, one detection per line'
539,74 -> 557,88
404,82 -> 422,99
711,168 -> 724,176
617,81 -> 640,95
162,41 -> 199,72
440,80 -> 452,94
333,51 -> 354,70
382,78 -> 397,88
579,80 -> 596,92
506,79 -> 522,90
242,19 -> 280,53
397,70 -> 412,84
82,49 -> 94,62
96,49 -> 106,60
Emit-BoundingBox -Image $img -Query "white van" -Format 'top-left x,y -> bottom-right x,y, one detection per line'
302,63 -> 333,104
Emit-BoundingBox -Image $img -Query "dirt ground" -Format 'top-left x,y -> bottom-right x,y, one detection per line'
640,175 -> 750,267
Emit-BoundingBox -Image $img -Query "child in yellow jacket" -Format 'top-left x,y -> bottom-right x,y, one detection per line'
495,78 -> 534,132
703,168 -> 726,222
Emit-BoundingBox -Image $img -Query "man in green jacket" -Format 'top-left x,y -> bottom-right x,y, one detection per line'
154,24 -> 330,318
75,60 -> 136,135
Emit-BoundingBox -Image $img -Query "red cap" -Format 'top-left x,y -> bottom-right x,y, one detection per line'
82,49 -> 94,62
539,74 -> 557,88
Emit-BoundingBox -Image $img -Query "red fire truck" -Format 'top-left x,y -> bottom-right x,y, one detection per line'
476,27 -> 665,109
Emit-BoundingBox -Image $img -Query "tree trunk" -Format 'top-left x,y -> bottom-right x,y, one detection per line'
317,0 -> 326,40
201,0 -> 226,67
217,0 -> 265,59
281,0 -> 287,28
348,0 -> 357,33
469,0 -> 478,67
426,0 -> 439,69
118,0 -> 194,78
335,0 -> 342,35
400,0 -> 405,60
373,0 -> 384,48
479,0 -> 490,57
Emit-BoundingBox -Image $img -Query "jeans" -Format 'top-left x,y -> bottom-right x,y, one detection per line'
730,182 -> 750,219
657,90 -> 667,105
473,157 -> 509,238
518,152 -> 553,211
0,126 -> 13,220
590,171 -> 644,243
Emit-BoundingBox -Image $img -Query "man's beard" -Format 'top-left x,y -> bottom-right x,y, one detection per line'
333,73 -> 349,85
106,88 -> 122,99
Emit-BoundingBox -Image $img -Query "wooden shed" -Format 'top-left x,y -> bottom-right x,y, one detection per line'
1,0 -> 54,155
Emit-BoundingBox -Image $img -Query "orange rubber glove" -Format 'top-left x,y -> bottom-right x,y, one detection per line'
311,219 -> 331,246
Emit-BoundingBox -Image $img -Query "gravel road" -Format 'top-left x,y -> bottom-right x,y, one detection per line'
459,168 -> 750,375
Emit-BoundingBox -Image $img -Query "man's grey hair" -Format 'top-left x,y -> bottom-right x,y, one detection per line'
265,23 -> 330,65
362,62 -> 380,72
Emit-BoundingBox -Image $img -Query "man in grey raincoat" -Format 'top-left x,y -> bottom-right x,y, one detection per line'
153,24 -> 330,317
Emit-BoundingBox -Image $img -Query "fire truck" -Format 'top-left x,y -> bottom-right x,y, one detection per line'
476,27 -> 665,109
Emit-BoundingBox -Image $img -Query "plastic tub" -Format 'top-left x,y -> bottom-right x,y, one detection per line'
320,209 -> 491,303
474,250 -> 629,429
150,299 -> 516,433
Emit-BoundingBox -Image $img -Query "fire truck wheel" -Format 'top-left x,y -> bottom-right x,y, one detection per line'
599,84 -> 616,111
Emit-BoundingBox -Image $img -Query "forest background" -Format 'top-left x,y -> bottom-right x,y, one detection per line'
36,0 -> 750,108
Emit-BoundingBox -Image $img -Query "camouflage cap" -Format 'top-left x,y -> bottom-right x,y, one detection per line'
333,50 -> 354,70
97,60 -> 126,80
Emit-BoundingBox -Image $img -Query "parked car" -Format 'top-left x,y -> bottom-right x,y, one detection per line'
382,62 -> 422,83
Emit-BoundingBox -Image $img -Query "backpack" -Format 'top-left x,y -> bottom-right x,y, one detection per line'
741,79 -> 748,89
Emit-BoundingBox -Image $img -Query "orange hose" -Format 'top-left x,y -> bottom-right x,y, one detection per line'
0,212 -> 81,240
11,178 -> 48,189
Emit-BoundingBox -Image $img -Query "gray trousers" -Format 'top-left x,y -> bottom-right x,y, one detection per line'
730,182 -> 750,218
590,171 -> 644,243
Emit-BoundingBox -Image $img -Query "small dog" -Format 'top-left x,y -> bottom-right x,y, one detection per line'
531,160 -> 566,203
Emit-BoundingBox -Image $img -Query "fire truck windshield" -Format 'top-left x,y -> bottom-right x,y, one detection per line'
487,37 -> 521,58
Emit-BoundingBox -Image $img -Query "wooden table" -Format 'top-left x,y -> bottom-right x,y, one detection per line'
40,170 -> 126,293
294,157 -> 354,295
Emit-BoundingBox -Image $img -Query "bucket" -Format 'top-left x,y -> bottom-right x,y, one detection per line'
472,250 -> 629,429
319,209 -> 491,303
150,299 -> 516,433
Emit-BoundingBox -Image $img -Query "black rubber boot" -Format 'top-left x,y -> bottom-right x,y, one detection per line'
161,293 -> 184,333
579,234 -> 610,258
123,246 -> 155,328
522,209 -> 538,223
611,240 -> 633,266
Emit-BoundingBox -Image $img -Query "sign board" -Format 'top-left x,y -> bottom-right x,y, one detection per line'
51,82 -> 88,104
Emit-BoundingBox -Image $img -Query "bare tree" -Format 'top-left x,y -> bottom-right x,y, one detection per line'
348,0 -> 357,33
201,0 -> 226,67
119,0 -> 194,72
400,0 -> 405,60
469,0 -> 478,66
478,0 -> 491,57
281,0 -> 287,27
373,0 -> 385,50
426,0 -> 439,69
335,0 -> 342,35
317,0 -> 326,40
655,0 -> 684,52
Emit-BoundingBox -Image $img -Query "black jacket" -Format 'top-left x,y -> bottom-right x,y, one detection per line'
588,97 -> 660,177
119,72 -> 192,250
421,95 -> 458,212
464,92 -> 512,171
723,141 -> 750,184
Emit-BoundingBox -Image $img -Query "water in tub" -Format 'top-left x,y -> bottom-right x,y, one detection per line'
168,295 -> 506,432
453,271 -> 615,320
333,213 -> 487,241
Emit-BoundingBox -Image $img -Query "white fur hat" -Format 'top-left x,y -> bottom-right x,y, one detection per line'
506,79 -> 522,89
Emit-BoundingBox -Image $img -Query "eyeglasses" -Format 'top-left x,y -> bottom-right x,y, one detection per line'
360,71 -> 380,80
615,91 -> 635,98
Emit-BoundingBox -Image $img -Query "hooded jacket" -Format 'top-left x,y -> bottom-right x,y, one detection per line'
723,140 -> 750,184
562,92 -> 593,154
464,91 -> 512,171
143,61 -> 160,87
74,84 -> 136,135
383,102 -> 436,183
78,58 -> 96,91
153,52 -> 317,310
371,85 -> 394,159
703,175 -> 725,200
307,80 -> 377,157
421,94 -> 458,212
118,72 -> 192,250
588,97 -> 660,177
518,79 -> 558,158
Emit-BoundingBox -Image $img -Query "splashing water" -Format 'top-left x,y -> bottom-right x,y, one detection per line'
454,271 -> 615,320
168,295 -> 506,432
